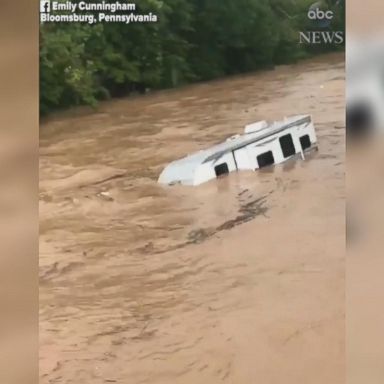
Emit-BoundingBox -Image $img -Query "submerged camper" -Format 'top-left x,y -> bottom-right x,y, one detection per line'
158,115 -> 317,186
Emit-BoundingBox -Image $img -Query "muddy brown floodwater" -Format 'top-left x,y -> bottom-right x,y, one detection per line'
40,53 -> 345,384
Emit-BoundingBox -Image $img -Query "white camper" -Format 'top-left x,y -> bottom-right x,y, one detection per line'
158,115 -> 317,186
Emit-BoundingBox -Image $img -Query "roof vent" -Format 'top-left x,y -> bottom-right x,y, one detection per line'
244,120 -> 268,134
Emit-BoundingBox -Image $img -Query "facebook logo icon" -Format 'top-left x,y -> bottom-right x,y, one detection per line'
40,1 -> 50,13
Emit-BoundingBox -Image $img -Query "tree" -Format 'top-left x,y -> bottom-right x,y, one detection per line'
40,0 -> 344,115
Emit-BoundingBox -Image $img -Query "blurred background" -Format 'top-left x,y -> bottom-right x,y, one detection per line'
347,1 -> 384,383
0,0 -> 38,383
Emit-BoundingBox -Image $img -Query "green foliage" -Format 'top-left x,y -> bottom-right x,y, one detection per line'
40,24 -> 104,113
40,0 -> 344,114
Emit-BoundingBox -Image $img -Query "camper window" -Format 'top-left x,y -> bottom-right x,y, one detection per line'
257,151 -> 275,168
300,135 -> 311,150
214,163 -> 229,177
279,134 -> 296,158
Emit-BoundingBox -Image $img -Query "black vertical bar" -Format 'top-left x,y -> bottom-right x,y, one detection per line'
232,151 -> 239,170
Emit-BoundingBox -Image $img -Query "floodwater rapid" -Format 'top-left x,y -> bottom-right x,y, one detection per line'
40,53 -> 345,384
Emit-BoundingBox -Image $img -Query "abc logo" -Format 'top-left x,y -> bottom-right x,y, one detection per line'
308,8 -> 334,20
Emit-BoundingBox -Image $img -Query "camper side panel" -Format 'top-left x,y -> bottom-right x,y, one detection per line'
296,122 -> 317,150
214,152 -> 237,174
304,122 -> 317,144
194,163 -> 216,185
233,148 -> 253,170
247,138 -> 284,169
194,152 -> 237,185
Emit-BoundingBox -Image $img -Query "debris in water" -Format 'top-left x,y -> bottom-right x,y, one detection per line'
97,191 -> 114,201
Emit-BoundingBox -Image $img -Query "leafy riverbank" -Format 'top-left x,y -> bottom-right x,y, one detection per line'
40,0 -> 344,115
